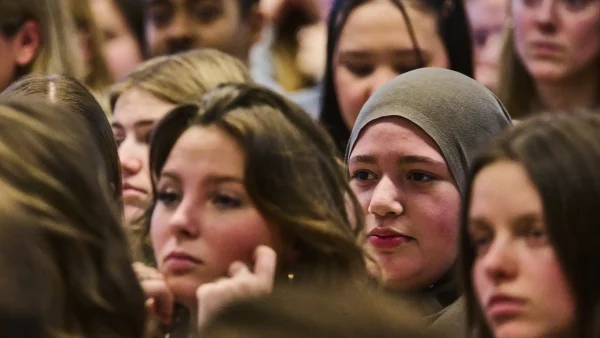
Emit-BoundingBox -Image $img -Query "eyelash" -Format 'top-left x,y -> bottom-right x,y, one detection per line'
156,190 -> 180,207
350,170 -> 437,183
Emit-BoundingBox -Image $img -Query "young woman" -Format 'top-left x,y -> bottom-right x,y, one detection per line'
320,0 -> 473,151
0,98 -> 145,337
90,0 -> 145,81
144,84 -> 365,337
461,112 -> 600,338
0,0 -> 83,91
109,49 -> 252,226
346,68 -> 511,336
497,0 -> 600,118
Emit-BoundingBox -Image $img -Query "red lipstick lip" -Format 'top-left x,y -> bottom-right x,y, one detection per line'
368,228 -> 412,238
367,228 -> 414,249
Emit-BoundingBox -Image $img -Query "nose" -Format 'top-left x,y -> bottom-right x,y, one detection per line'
164,12 -> 196,53
480,236 -> 518,284
367,176 -> 404,217
119,141 -> 142,177
533,0 -> 558,30
167,198 -> 200,238
368,66 -> 399,97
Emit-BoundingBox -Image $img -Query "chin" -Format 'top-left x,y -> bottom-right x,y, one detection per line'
492,321 -> 549,338
165,275 -> 203,308
526,62 -> 570,83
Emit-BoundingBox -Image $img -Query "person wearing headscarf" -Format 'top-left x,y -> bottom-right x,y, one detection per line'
345,68 -> 511,336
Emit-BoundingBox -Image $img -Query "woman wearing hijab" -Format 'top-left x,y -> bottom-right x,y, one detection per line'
346,68 -> 511,336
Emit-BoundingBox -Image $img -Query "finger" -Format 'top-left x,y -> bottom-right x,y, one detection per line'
252,246 -> 277,285
141,280 -> 174,323
228,261 -> 251,277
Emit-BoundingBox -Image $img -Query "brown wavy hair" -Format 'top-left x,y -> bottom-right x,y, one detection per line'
0,98 -> 145,337
148,84 -> 366,286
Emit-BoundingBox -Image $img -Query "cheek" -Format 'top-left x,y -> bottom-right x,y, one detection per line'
472,260 -> 490,307
411,184 -> 461,244
334,67 -> 367,128
203,210 -> 276,268
567,16 -> 600,65
528,250 -> 575,320
350,184 -> 372,212
149,208 -> 171,262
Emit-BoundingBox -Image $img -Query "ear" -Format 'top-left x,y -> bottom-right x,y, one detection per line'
12,20 -> 40,67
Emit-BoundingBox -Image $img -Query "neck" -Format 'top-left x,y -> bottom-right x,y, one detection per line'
534,64 -> 600,112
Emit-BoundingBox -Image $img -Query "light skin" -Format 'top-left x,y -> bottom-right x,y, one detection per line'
333,0 -> 449,130
512,0 -> 600,110
144,0 -> 263,61
150,126 -> 283,310
469,161 -> 575,338
467,0 -> 508,91
111,88 -> 177,225
348,117 -> 460,291
0,21 -> 40,92
91,0 -> 144,81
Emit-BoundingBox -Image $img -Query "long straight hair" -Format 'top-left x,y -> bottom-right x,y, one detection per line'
460,112 -> 600,338
320,0 -> 473,152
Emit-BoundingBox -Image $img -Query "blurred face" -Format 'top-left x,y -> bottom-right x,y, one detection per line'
150,126 -> 283,307
91,0 -> 144,81
468,0 -> 508,90
144,0 -> 259,61
348,117 -> 460,291
112,88 -> 177,225
469,161 -> 575,338
512,0 -> 600,82
334,1 -> 449,130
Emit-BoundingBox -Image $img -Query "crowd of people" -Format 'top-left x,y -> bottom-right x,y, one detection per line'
0,0 -> 598,337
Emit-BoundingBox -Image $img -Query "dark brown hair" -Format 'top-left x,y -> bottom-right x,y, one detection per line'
460,112 -> 600,338
0,98 -> 145,337
148,83 -> 366,286
1,73 -> 122,208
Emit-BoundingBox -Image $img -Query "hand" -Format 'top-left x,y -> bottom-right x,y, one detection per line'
196,246 -> 277,329
133,262 -> 174,324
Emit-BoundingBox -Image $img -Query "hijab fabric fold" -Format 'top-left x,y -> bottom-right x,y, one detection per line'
345,68 -> 512,195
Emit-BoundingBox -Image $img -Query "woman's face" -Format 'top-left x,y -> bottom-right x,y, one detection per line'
91,0 -> 143,81
333,1 -> 448,131
112,88 -> 177,225
512,0 -> 600,82
468,161 -> 575,338
150,126 -> 284,307
348,117 -> 460,291
468,0 -> 508,91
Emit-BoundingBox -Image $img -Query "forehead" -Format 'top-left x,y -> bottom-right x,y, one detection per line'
113,88 -> 177,125
469,161 -> 543,218
164,126 -> 245,175
337,1 -> 440,52
350,116 -> 445,163
146,0 -> 239,9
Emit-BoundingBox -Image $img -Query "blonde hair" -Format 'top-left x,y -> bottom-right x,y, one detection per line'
110,49 -> 253,109
66,0 -> 113,91
0,0 -> 84,81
